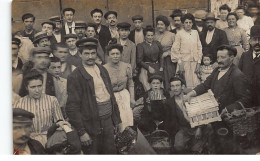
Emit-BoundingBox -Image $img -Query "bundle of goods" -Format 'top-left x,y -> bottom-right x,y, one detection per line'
185,90 -> 221,128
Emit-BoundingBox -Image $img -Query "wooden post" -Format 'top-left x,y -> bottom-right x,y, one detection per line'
59,0 -> 64,26
152,0 -> 155,28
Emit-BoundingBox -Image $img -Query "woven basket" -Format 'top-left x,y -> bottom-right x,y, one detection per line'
223,102 -> 258,136
148,130 -> 171,154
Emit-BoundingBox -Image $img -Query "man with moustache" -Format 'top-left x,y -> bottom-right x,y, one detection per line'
239,25 -> 260,106
90,8 -> 112,52
74,21 -> 87,40
61,8 -> 76,35
200,13 -> 229,63
66,38 -> 121,154
169,9 -> 183,34
20,13 -> 39,42
184,45 -> 252,154
49,16 -> 65,43
33,32 -> 52,48
129,15 -> 145,45
13,108 -> 45,154
105,11 -> 119,39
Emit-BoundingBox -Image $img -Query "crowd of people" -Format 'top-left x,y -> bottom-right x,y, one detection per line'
11,2 -> 260,155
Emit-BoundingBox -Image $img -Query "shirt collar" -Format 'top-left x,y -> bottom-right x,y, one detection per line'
253,50 -> 260,59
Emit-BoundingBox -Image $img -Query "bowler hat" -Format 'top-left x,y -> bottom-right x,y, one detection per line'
203,12 -> 219,21
13,108 -> 34,123
33,32 -> 51,44
117,22 -> 131,30
104,11 -> 118,20
250,25 -> 260,38
76,38 -> 98,48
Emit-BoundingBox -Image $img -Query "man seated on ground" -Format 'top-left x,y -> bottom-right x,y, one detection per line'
165,77 -> 214,154
14,71 -> 64,147
13,108 -> 45,155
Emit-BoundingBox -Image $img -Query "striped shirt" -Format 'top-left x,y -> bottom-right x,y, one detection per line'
14,94 -> 64,133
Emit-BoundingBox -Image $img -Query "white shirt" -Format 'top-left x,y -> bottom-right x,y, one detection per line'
53,32 -> 61,43
83,64 -> 110,103
135,29 -> 144,45
218,67 -> 230,80
253,50 -> 260,59
65,22 -> 75,34
237,16 -> 254,39
69,48 -> 78,56
97,25 -> 101,33
109,26 -> 119,39
206,28 -> 215,44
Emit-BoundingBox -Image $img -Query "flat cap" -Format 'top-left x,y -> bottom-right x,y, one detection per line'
32,47 -> 52,55
250,25 -> 260,38
148,74 -> 163,83
64,34 -> 78,39
33,32 -> 51,44
193,10 -> 207,21
117,22 -> 131,30
49,15 -> 62,22
132,15 -> 143,21
63,8 -> 75,14
76,38 -> 98,48
75,21 -> 87,28
104,11 -> 117,19
203,12 -> 219,21
13,108 -> 34,123
12,37 -> 21,46
41,21 -> 56,29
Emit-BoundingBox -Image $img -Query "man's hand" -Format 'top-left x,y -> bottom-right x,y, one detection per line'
130,99 -> 136,108
80,133 -> 92,146
148,66 -> 155,74
195,127 -> 202,140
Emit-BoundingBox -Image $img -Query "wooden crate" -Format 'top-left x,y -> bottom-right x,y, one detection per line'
185,90 -> 222,128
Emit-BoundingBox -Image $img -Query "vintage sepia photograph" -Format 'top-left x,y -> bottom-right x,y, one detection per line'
11,0 -> 260,155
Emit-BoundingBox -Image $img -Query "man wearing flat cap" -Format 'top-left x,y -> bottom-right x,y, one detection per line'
13,108 -> 45,154
41,21 -> 58,46
66,38 -> 121,154
129,15 -> 145,45
184,45 -> 252,154
90,8 -> 112,52
239,25 -> 260,106
33,31 -> 52,48
105,11 -> 119,39
74,21 -> 87,40
14,70 -> 64,147
49,16 -> 64,43
20,13 -> 39,42
62,8 -> 76,35
64,34 -> 82,67
200,12 -> 229,63
117,22 -> 136,73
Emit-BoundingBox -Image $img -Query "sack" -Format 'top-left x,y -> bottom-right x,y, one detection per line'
46,130 -> 67,153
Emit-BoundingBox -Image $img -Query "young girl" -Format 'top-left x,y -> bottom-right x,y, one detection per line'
198,54 -> 215,82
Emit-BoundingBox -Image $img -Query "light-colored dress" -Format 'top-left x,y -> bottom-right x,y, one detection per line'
171,29 -> 202,89
199,64 -> 214,83
224,26 -> 249,66
237,15 -> 254,40
216,20 -> 228,30
104,61 -> 134,131
155,30 -> 176,91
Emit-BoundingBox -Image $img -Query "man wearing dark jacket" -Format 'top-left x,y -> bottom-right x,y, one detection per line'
239,25 -> 260,106
200,13 -> 229,63
13,108 -> 45,155
129,15 -> 145,45
66,38 -> 121,154
90,8 -> 112,52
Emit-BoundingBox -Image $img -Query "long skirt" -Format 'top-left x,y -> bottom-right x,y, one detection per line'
178,61 -> 201,89
163,56 -> 177,91
233,46 -> 244,66
114,89 -> 134,131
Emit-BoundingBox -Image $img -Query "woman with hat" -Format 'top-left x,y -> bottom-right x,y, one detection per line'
137,25 -> 164,91
224,12 -> 249,66
154,15 -> 176,92
104,40 -> 135,132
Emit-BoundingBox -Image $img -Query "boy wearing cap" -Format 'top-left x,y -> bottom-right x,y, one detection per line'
62,8 -> 76,35
105,11 -> 119,39
66,38 -> 121,154
129,15 -> 145,45
49,16 -> 64,43
90,8 -> 112,52
200,12 -> 229,63
239,25 -> 260,106
64,34 -> 82,67
20,13 -> 39,42
14,71 -> 64,147
117,22 -> 136,73
13,108 -> 45,154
